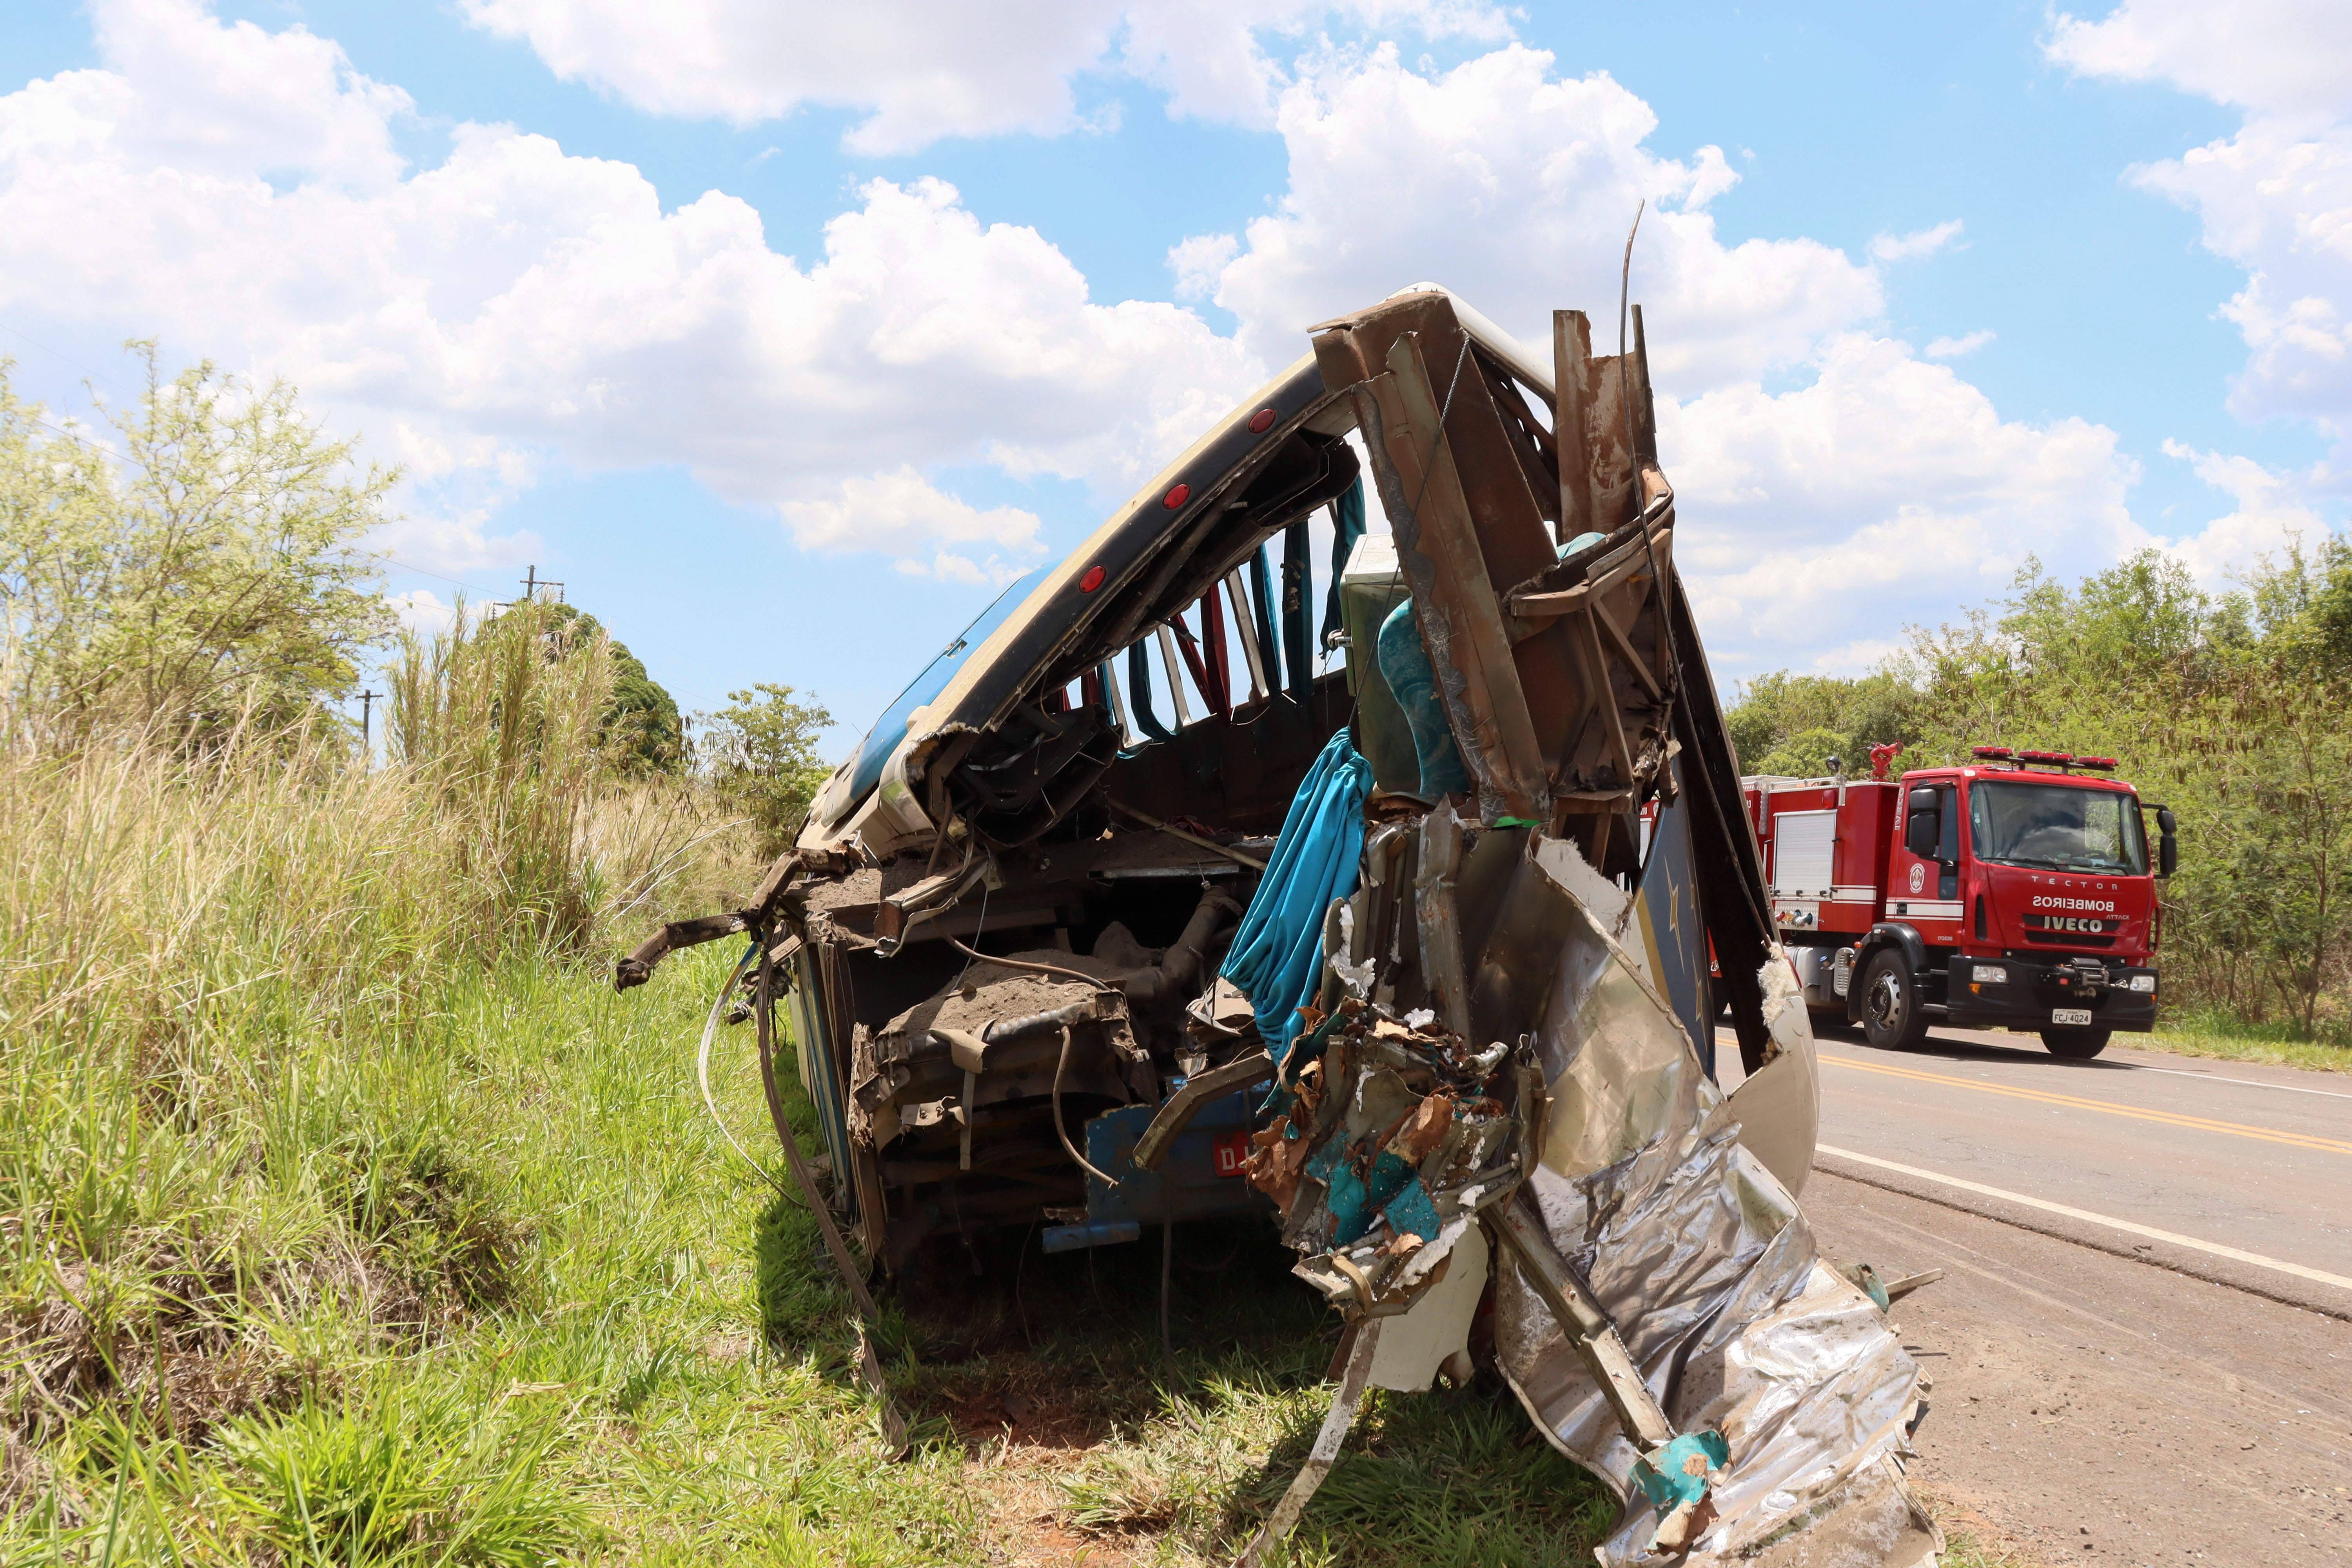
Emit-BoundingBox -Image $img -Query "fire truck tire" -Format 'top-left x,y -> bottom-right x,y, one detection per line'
2040,1027 -> 2111,1059
1857,949 -> 1929,1052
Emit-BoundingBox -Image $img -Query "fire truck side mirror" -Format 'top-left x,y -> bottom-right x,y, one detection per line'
2156,806 -> 2178,878
1904,788 -> 1941,859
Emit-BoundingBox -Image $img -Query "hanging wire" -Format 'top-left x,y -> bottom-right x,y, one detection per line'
696,942 -> 799,1203
6,396 -> 509,601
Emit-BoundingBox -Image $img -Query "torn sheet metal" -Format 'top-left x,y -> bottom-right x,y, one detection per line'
1494,842 -> 1927,1565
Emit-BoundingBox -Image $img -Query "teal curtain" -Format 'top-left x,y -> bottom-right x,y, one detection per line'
1220,730 -> 1375,1062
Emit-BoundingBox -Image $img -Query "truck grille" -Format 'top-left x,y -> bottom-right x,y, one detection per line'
2023,913 -> 2117,947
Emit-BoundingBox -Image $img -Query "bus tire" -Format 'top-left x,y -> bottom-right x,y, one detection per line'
1857,949 -> 1929,1053
2040,1027 -> 2111,1060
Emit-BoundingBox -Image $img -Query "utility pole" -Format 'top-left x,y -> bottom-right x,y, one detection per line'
517,565 -> 564,605
358,689 -> 379,760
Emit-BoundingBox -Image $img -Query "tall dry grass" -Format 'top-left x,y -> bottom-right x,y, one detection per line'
0,602 -> 768,1558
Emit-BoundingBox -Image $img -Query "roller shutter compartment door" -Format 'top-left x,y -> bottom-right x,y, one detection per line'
1769,808 -> 1838,900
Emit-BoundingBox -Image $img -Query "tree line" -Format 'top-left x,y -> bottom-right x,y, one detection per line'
1727,547 -> 2352,1041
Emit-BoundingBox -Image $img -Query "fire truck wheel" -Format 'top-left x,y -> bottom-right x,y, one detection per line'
1857,949 -> 1929,1052
2040,1027 -> 2111,1059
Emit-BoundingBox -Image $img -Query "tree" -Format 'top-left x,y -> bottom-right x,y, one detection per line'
1751,726 -> 1854,779
538,602 -> 682,774
699,683 -> 834,858
1724,670 -> 1920,775
0,345 -> 394,748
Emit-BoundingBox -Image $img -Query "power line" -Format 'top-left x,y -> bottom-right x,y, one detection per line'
16,407 -> 108,449
381,557 -> 505,598
0,320 -> 142,398
9,401 -> 507,599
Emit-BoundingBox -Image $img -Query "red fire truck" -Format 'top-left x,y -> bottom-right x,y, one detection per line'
1743,745 -> 2179,1059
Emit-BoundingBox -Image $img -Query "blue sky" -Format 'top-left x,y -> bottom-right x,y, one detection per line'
3,0 -> 2345,757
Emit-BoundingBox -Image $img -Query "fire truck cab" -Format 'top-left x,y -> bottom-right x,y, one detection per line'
1744,746 -> 2179,1060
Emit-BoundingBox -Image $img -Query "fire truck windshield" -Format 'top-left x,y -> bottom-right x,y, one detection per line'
1968,779 -> 2148,875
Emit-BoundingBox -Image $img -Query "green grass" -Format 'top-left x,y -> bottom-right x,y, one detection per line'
0,730 -> 1617,1564
2141,1007 -> 2352,1074
4,936 -> 1619,1565
4,944 -> 968,1564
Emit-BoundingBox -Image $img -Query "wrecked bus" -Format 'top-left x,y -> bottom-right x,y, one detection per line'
620,287 -> 1942,1567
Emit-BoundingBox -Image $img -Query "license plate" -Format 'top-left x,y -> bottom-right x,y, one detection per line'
1212,1131 -> 1251,1177
2051,1007 -> 2092,1027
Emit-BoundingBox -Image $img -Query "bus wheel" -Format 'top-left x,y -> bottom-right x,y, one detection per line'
2040,1027 -> 2111,1060
1858,949 -> 1928,1052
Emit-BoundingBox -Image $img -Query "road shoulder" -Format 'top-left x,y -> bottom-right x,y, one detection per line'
1804,1168 -> 2352,1565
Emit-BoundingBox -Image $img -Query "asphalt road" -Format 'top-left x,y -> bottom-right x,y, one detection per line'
1723,1020 -> 2352,1562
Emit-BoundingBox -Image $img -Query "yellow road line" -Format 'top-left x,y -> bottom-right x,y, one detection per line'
1817,1144 -> 2352,1294
1818,1054 -> 2352,1157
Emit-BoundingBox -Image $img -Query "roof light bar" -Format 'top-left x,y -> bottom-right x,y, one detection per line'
2073,755 -> 2118,771
2017,750 -> 2074,767
1971,745 -> 2013,760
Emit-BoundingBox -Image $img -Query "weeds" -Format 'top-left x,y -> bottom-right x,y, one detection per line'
211,1381 -> 583,1567
2145,1007 -> 2352,1073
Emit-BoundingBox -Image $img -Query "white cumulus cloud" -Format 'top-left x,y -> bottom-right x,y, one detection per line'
2134,440 -> 2334,584
1925,330 -> 1994,358
0,0 -> 1263,574
1166,44 -> 2149,677
2131,122 -> 2352,442
1665,335 -> 2139,665
2045,0 -> 2352,126
1185,44 -> 1884,390
0,0 -> 2203,683
458,0 -> 1510,153
1867,220 -> 1964,263
387,588 -> 457,634
781,466 -> 1046,582
2049,2 -> 2352,455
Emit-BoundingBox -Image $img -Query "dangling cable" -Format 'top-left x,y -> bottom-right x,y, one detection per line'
752,945 -> 882,1320
1160,1220 -> 1182,1392
1050,1023 -> 1121,1187
749,936 -> 910,1452
697,941 -> 797,1203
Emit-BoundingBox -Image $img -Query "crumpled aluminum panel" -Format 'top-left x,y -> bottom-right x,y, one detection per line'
1497,842 -> 1933,1564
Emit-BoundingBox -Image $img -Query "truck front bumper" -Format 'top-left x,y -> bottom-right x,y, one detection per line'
1944,959 -> 2158,1034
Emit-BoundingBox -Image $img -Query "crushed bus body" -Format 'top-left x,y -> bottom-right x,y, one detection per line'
620,286 -> 1944,1567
